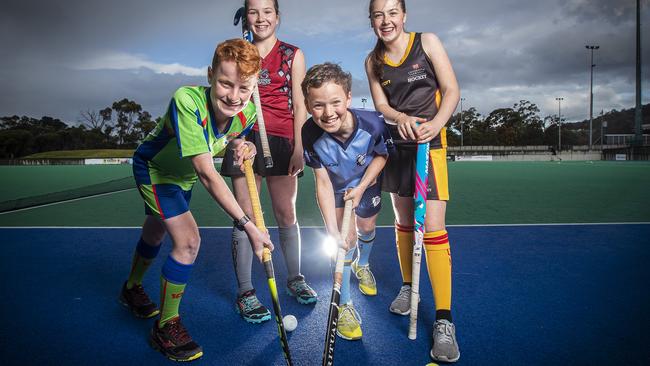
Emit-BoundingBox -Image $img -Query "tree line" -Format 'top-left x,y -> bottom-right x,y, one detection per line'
0,99 -> 156,159
0,98 -> 647,159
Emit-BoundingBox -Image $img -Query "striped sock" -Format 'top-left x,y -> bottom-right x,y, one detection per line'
395,223 -> 414,284
424,230 -> 452,321
126,237 -> 162,289
159,255 -> 193,327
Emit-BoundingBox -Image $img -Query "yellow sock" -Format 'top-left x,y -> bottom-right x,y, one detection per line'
424,230 -> 452,311
395,223 -> 414,283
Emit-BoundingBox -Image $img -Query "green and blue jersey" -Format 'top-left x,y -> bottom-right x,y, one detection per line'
133,86 -> 256,191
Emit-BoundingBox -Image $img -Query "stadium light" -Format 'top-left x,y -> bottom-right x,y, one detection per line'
556,97 -> 564,151
586,45 -> 600,150
321,234 -> 338,258
361,98 -> 367,109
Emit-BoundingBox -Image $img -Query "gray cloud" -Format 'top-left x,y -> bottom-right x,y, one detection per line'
1,0 -> 648,124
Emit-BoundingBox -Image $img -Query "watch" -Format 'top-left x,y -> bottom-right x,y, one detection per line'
233,214 -> 250,231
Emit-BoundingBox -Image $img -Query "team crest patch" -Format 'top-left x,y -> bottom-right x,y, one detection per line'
259,69 -> 271,86
356,153 -> 367,166
371,195 -> 381,207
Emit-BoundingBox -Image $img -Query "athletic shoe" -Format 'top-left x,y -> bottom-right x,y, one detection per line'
286,275 -> 318,304
351,259 -> 377,296
119,281 -> 159,319
149,318 -> 203,362
389,285 -> 412,315
336,303 -> 363,340
235,289 -> 271,324
430,319 -> 460,362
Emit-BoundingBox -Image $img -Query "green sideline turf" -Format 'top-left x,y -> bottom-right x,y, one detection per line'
0,161 -> 648,226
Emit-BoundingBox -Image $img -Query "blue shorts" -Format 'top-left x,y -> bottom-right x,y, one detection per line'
335,183 -> 382,219
138,183 -> 193,220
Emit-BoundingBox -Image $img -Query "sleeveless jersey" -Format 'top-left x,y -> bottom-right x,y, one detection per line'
302,108 -> 388,193
133,86 -> 256,190
256,40 -> 298,139
380,32 -> 446,149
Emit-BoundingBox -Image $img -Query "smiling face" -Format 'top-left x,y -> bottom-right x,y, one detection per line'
208,60 -> 257,119
369,0 -> 407,44
246,0 -> 280,42
305,81 -> 352,136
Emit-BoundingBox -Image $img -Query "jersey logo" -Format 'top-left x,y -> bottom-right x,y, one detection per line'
259,68 -> 271,86
381,80 -> 391,87
412,63 -> 420,69
407,66 -> 427,83
371,195 -> 381,207
356,153 -> 367,166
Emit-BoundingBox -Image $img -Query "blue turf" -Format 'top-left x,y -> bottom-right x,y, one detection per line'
1,225 -> 649,365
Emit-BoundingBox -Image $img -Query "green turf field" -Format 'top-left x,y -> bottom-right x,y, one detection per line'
0,161 -> 648,226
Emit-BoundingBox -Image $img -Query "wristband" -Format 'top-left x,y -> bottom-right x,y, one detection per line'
233,214 -> 250,231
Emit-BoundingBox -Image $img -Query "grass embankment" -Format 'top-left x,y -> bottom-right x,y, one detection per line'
22,149 -> 134,159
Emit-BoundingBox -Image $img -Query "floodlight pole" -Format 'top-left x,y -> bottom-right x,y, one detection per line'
556,97 -> 563,151
586,45 -> 599,150
634,0 -> 642,146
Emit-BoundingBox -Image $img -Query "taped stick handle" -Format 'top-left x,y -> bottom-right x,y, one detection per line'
251,85 -> 273,168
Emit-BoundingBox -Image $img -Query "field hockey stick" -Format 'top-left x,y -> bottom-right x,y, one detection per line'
243,148 -> 292,365
322,199 -> 354,366
234,7 -> 274,168
409,141 -> 430,340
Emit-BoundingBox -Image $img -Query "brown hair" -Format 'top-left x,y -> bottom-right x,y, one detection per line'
367,0 -> 407,79
301,62 -> 352,100
211,39 -> 261,79
245,0 -> 280,14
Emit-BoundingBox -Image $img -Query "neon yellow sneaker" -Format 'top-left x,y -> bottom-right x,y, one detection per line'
351,259 -> 377,296
336,303 -> 363,340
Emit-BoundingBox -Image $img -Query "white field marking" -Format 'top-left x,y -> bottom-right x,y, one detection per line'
0,188 -> 136,216
1,222 -> 649,229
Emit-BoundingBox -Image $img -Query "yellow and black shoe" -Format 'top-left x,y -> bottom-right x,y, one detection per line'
119,281 -> 159,319
149,318 -> 203,362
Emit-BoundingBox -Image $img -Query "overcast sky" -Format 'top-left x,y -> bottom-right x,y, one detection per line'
1,0 -> 648,125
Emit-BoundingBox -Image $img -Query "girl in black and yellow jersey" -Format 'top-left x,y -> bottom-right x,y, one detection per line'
365,0 -> 461,362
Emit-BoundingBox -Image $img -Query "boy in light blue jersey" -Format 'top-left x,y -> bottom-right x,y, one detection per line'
301,62 -> 388,340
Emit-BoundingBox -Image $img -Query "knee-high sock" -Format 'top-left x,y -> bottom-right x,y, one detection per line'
356,230 -> 375,266
395,223 -> 414,284
340,248 -> 356,305
231,227 -> 254,296
126,237 -> 162,289
279,223 -> 301,279
424,230 -> 452,321
159,255 -> 193,327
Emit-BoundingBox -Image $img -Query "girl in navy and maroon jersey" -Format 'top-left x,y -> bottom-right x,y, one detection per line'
365,0 -> 461,363
221,0 -> 316,324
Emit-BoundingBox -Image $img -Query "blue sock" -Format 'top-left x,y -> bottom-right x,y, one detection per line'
357,230 -> 375,266
340,248 -> 355,305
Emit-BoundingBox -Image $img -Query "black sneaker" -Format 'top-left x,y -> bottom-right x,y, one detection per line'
235,289 -> 272,323
119,281 -> 159,318
149,318 -> 203,362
